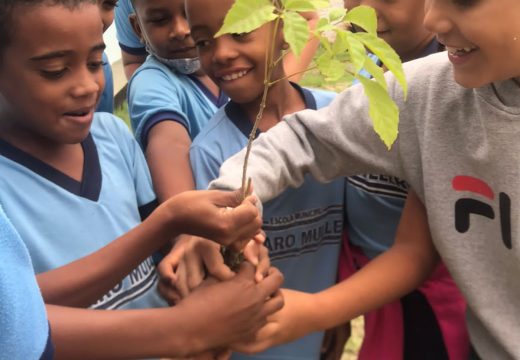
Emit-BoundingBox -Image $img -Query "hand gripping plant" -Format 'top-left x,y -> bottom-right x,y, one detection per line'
217,0 -> 407,267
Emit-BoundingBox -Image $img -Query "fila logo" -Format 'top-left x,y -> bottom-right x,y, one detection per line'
452,176 -> 512,249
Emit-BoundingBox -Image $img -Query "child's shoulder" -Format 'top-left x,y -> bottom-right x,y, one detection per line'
191,106 -> 236,150
303,87 -> 337,108
131,56 -> 185,83
91,112 -> 133,143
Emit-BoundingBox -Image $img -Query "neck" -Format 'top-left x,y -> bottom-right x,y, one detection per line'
242,80 -> 305,132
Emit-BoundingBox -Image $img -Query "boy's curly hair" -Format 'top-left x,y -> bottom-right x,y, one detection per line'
0,0 -> 96,59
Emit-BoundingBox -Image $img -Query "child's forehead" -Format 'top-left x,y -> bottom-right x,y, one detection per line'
9,3 -> 103,53
186,0 -> 232,26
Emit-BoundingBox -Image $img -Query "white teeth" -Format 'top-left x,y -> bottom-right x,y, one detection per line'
221,70 -> 249,81
447,46 -> 477,55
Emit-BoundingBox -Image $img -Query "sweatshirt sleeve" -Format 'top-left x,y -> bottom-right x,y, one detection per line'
209,76 -> 406,203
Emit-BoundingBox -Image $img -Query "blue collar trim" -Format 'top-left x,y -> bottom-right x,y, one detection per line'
224,82 -> 316,138
0,134 -> 102,201
188,75 -> 229,108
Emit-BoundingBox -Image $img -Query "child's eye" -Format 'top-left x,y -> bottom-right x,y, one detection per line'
88,61 -> 107,72
148,16 -> 170,25
195,39 -> 211,48
40,68 -> 68,79
102,0 -> 118,10
452,0 -> 479,7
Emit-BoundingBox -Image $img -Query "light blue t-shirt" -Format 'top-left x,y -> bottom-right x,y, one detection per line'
0,204 -> 53,360
96,52 -> 114,114
114,0 -> 146,56
0,113 -> 167,310
191,84 -> 344,360
128,56 -> 228,149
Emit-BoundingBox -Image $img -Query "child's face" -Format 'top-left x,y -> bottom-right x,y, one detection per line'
186,0 -> 285,104
97,0 -> 118,32
424,0 -> 520,88
131,0 -> 197,60
0,3 -> 105,144
344,0 -> 433,61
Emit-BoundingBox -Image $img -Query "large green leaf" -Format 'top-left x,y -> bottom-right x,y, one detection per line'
344,30 -> 366,73
283,11 -> 310,57
362,54 -> 386,90
357,76 -> 399,149
353,32 -> 407,97
345,5 -> 377,36
215,0 -> 277,37
282,0 -> 329,11
316,52 -> 346,82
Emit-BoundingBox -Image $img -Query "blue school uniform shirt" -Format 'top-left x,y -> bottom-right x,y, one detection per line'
346,38 -> 443,258
96,52 -> 114,113
0,204 -> 54,360
191,84 -> 344,360
114,0 -> 147,56
0,113 -> 167,310
128,56 -> 228,149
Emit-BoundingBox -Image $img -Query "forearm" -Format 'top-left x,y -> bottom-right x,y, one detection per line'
146,121 -> 195,202
38,203 -> 178,307
48,305 -> 197,360
210,86 -> 403,202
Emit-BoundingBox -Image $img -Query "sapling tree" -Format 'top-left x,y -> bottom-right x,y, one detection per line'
217,0 -> 407,267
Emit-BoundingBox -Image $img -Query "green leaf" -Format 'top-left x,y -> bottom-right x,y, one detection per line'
316,17 -> 334,32
283,11 -> 310,57
329,8 -> 347,23
215,0 -> 277,38
344,30 -> 366,73
353,32 -> 407,97
357,76 -> 399,149
345,5 -> 377,36
316,53 -> 346,82
362,54 -> 386,90
282,0 -> 328,11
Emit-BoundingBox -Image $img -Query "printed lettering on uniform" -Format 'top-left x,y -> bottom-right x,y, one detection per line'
91,256 -> 158,310
452,175 -> 512,249
348,174 -> 409,199
263,205 -> 343,260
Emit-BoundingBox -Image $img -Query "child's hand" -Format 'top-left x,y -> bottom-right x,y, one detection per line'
230,289 -> 314,354
177,262 -> 285,351
157,236 -> 190,305
166,190 -> 262,247
243,240 -> 270,283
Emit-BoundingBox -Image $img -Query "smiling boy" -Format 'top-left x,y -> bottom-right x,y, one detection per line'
210,0 -> 520,358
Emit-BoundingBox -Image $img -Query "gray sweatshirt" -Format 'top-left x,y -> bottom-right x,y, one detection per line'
210,52 -> 520,359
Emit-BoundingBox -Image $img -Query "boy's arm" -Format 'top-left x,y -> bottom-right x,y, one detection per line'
47,263 -> 284,360
232,189 -> 439,353
209,80 -> 405,203
146,121 -> 195,202
37,190 -> 263,307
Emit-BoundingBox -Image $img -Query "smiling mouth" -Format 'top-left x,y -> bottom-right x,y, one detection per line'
220,69 -> 250,82
446,46 -> 478,56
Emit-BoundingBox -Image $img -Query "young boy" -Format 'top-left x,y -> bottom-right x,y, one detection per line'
338,1 -> 467,359
96,0 -> 117,113
184,1 -> 344,359
0,0 -> 237,312
0,0 -> 283,357
210,0 -> 520,359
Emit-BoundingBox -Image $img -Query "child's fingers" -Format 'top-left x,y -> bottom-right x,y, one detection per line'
184,245 -> 208,292
173,259 -> 191,299
255,245 -> 270,283
257,267 -> 284,300
198,241 -> 235,282
260,289 -> 284,318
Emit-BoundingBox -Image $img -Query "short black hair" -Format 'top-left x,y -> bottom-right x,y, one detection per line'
0,0 -> 96,59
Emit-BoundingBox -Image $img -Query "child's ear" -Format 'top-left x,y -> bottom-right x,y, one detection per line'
129,14 -> 144,43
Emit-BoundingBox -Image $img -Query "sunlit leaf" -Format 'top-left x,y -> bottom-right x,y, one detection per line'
353,32 -> 407,97
282,0 -> 329,11
329,8 -> 347,23
317,53 -> 346,82
344,30 -> 366,73
283,11 -> 310,57
345,5 -> 377,35
215,0 -> 277,37
357,76 -> 399,148
362,54 -> 386,90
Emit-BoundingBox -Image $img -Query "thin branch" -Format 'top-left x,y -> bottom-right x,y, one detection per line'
269,65 -> 319,86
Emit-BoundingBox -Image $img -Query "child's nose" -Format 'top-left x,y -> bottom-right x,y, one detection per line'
423,0 -> 452,35
70,68 -> 101,99
212,37 -> 238,64
170,17 -> 191,40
